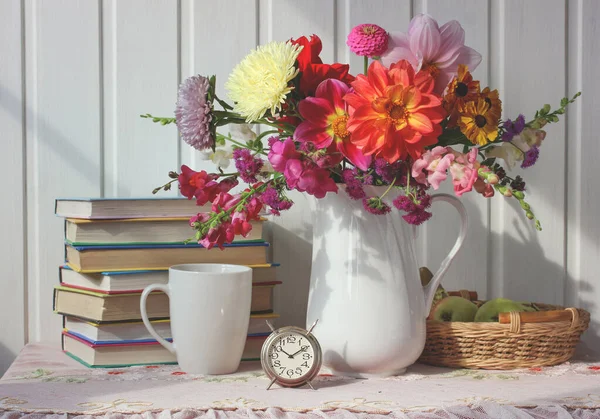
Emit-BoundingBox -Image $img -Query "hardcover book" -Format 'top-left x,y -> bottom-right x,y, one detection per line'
65,242 -> 270,272
64,217 -> 264,245
59,265 -> 279,293
62,331 -> 270,367
55,197 -> 208,219
54,284 -> 277,322
63,313 -> 279,343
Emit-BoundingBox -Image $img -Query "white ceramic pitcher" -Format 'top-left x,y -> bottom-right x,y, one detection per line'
305,188 -> 467,377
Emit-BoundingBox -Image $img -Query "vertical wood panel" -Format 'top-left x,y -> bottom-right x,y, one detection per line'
259,0 -> 336,329
567,0 -> 600,355
103,0 -> 179,197
179,0 -> 258,171
413,0 -> 490,297
0,0 -> 26,374
25,0 -> 102,343
490,0 -> 566,305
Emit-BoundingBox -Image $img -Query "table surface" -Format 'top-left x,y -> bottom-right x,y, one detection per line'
1,344 -> 600,418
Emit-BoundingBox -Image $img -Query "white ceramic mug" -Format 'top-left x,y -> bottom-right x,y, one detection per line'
140,263 -> 252,374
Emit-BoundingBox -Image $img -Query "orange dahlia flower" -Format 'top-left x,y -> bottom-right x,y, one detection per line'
344,60 -> 446,163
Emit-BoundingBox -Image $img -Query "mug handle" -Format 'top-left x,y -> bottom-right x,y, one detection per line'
422,193 -> 468,316
140,284 -> 176,354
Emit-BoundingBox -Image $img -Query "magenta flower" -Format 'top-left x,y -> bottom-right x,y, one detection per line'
363,197 -> 391,215
233,148 -> 264,183
175,75 -> 214,150
380,14 -> 482,95
294,79 -> 371,171
412,146 -> 455,189
346,24 -> 389,57
268,137 -> 337,197
295,165 -> 338,198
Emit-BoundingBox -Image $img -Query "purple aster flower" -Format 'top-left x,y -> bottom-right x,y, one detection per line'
502,114 -> 526,142
261,186 -> 293,215
175,75 -> 214,150
233,148 -> 264,183
342,168 -> 366,200
521,146 -> 540,169
362,197 -> 391,215
374,158 -> 405,184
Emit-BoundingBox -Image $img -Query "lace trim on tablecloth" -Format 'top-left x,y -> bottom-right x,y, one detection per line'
7,360 -> 600,384
1,403 -> 600,419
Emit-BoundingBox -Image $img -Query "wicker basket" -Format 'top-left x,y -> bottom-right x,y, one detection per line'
418,295 -> 590,370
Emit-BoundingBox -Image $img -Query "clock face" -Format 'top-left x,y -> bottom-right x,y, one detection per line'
266,331 -> 316,381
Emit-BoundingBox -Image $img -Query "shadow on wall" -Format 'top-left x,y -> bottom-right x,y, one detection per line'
0,343 -> 17,377
268,189 -> 599,359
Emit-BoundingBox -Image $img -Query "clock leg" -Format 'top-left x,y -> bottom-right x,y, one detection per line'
306,380 -> 316,390
266,377 -> 277,390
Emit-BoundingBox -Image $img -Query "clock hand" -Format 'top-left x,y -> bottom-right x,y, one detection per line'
280,349 -> 294,358
290,346 -> 309,358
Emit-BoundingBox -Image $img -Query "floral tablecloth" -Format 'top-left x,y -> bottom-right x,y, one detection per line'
1,344 -> 600,418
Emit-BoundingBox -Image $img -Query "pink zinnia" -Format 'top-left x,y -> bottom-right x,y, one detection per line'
175,75 -> 214,150
380,14 -> 482,95
346,24 -> 389,57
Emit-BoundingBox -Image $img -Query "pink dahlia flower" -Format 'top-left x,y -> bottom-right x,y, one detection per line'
294,79 -> 371,170
346,24 -> 389,57
380,14 -> 482,95
175,75 -> 214,150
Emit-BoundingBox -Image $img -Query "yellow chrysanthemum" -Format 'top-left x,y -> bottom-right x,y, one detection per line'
458,98 -> 499,146
226,41 -> 303,122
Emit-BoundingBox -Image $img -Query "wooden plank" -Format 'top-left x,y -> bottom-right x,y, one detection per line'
102,0 -> 179,198
25,0 -> 102,343
566,0 -> 600,356
413,0 -> 490,298
179,0 -> 258,171
258,0 -> 335,329
0,0 -> 26,374
489,0 -> 566,305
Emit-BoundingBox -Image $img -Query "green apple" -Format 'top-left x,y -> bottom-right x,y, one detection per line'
420,267 -> 449,319
474,298 -> 531,322
431,296 -> 478,322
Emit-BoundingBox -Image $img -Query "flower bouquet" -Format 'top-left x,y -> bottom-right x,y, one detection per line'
145,14 -> 579,250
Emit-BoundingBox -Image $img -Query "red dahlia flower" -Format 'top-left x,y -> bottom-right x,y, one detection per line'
291,35 -> 355,97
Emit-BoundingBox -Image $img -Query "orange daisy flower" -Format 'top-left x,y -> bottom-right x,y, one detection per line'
458,98 -> 499,146
444,64 -> 480,128
479,87 -> 502,123
344,60 -> 446,163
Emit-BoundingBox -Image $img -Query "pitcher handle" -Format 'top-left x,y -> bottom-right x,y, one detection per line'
140,284 -> 176,354
422,193 -> 468,316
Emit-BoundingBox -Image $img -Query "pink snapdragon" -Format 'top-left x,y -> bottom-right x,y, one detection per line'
380,14 -> 482,95
449,148 -> 480,196
411,146 -> 455,189
177,165 -> 238,206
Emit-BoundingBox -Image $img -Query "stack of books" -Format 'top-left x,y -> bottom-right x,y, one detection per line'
53,198 -> 280,368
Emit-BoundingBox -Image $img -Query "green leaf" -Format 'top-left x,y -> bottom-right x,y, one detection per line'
560,97 -> 568,107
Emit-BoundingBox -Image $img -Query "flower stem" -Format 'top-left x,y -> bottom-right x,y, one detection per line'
363,56 -> 369,75
379,176 -> 398,200
216,133 -> 269,156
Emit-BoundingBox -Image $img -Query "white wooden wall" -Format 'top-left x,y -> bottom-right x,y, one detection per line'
1,0 -> 599,374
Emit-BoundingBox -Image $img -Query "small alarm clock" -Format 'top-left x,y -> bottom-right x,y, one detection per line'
260,320 -> 322,390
